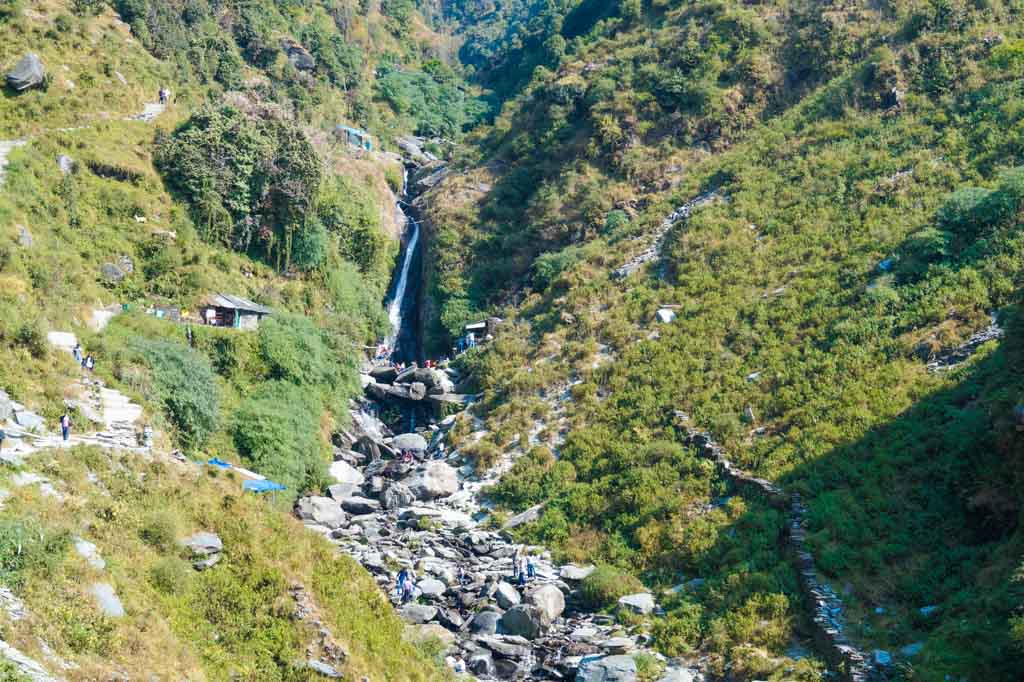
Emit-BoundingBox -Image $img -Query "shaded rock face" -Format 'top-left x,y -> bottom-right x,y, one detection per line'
499,604 -> 546,640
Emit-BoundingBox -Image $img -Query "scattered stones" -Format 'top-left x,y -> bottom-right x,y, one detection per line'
74,538 -> 106,570
90,582 -> 125,617
307,659 -> 343,678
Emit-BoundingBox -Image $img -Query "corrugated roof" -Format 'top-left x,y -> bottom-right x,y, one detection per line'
204,293 -> 272,315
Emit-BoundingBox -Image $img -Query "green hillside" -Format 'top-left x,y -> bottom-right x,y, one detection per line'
418,0 -> 1024,679
0,0 -> 476,677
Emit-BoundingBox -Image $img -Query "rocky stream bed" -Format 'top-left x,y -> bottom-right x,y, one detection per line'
292,364 -> 704,682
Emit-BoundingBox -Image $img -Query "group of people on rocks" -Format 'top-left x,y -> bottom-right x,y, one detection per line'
399,443 -> 446,464
373,344 -> 449,372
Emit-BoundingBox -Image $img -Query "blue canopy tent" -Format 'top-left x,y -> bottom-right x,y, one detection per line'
243,479 -> 286,493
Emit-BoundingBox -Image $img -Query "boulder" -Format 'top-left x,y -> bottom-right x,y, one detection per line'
478,636 -> 530,659
408,382 -> 427,401
498,604 -> 544,640
435,607 -> 464,630
405,623 -> 456,649
404,461 -> 459,500
101,262 -> 126,283
179,532 -> 223,557
468,652 -> 495,676
326,482 -> 358,500
618,592 -> 656,615
308,660 -> 342,678
381,482 -> 416,510
57,155 -> 75,175
527,584 -> 565,622
6,53 -> 45,91
495,581 -> 521,609
329,460 -> 365,486
339,496 -> 381,515
14,410 -> 44,431
282,39 -> 316,71
74,538 -> 106,570
418,578 -> 447,597
369,365 -> 398,383
90,582 -> 125,618
0,390 -> 12,421
400,604 -> 438,624
295,497 -> 347,530
576,655 -> 637,682
470,610 -> 501,635
393,432 -> 428,452
503,503 -> 544,529
600,637 -> 634,654
560,564 -> 596,581
16,225 -> 32,247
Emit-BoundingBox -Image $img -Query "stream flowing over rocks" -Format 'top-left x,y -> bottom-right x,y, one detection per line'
295,398 -> 703,681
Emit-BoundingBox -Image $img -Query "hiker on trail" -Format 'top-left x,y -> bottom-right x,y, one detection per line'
401,576 -> 415,604
84,355 -> 95,372
433,442 -> 446,460
186,324 -> 194,348
158,87 -> 170,104
517,561 -> 527,587
60,412 -> 71,442
0,428 -> 5,454
396,568 -> 409,598
527,556 -> 536,580
457,565 -> 469,586
72,343 -> 82,364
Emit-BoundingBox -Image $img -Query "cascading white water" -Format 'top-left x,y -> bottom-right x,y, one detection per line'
384,168 -> 420,353
386,216 -> 419,341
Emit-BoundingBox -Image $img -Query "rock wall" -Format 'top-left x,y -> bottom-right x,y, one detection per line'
684,429 -> 884,682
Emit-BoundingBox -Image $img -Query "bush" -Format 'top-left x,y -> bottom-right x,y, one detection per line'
532,246 -> 584,290
257,314 -> 335,389
139,509 -> 179,553
148,556 -> 193,595
132,339 -> 220,449
580,564 -> 645,609
233,381 -> 328,494
0,519 -> 69,588
652,601 -> 704,656
462,439 -> 503,473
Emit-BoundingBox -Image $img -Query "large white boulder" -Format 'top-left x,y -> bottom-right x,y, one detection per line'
329,460 -> 365,486
527,584 -> 565,623
404,461 -> 459,500
295,497 -> 347,529
618,592 -> 656,615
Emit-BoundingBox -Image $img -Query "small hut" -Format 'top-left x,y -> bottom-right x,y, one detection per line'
199,294 -> 271,330
336,125 -> 373,152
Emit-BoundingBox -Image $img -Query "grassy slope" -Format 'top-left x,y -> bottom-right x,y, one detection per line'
425,0 -> 1024,679
0,1 -> 452,678
0,445 -> 444,680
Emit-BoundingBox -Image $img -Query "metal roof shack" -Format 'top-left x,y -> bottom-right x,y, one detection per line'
336,125 -> 373,152
199,294 -> 272,330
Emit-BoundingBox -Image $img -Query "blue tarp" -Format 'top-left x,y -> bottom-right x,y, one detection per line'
243,479 -> 286,493
207,457 -> 232,468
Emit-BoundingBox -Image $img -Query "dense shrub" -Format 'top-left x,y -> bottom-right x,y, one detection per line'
139,509 -> 179,553
232,380 -> 328,494
132,339 -> 220,450
579,565 -> 645,609
257,314 -> 336,389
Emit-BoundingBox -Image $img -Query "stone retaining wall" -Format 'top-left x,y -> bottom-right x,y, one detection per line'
685,430 -> 884,682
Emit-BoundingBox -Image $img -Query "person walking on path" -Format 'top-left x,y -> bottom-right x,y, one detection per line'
0,428 -> 5,455
517,560 -> 527,587
527,556 -> 536,580
84,355 -> 95,372
72,343 -> 82,365
60,412 -> 71,442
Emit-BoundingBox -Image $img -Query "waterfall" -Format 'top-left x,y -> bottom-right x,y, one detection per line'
383,168 -> 422,364
386,215 -> 419,342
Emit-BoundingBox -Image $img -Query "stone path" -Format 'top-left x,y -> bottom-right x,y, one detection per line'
613,191 -> 719,279
926,316 -> 1004,372
0,100 -> 167,188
